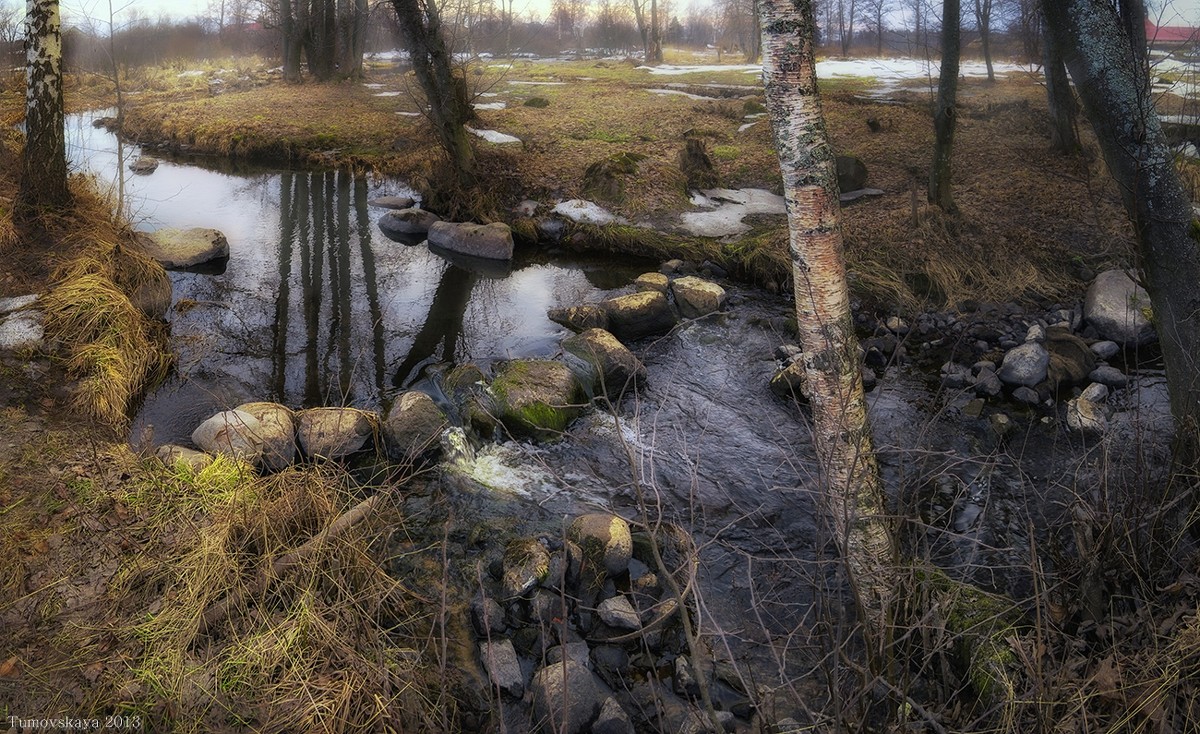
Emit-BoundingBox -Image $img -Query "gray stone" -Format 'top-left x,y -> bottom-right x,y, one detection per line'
600,291 -> 677,341
428,221 -> 514,260
531,659 -> 611,734
563,328 -> 647,396
367,195 -> 415,210
383,391 -> 448,463
660,259 -> 684,274
989,412 -> 1014,439
1067,398 -> 1108,434
1025,324 -> 1046,342
973,369 -> 1003,398
192,409 -> 264,462
634,272 -> 669,294
568,514 -> 633,577
1012,386 -> 1040,405
548,305 -> 610,333
1084,269 -> 1156,346
997,342 -> 1050,387
234,401 -> 297,471
1089,365 -> 1129,388
481,639 -> 525,698
0,311 -> 43,351
836,154 -> 868,193
1090,340 -> 1120,360
670,276 -> 727,319
136,228 -> 229,268
128,155 -> 159,174
470,596 -> 506,637
592,697 -> 634,734
491,359 -> 585,438
295,407 -> 374,460
770,362 -> 806,400
1081,382 -> 1110,403
377,208 -> 441,237
155,444 -> 213,471
547,641 -> 591,668
597,596 -> 641,631
502,537 -> 552,599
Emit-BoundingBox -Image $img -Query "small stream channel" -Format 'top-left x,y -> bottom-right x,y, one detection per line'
65,109 -> 1173,722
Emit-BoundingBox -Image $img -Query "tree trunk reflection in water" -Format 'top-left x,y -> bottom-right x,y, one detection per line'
272,172 -> 297,398
355,175 -> 387,398
393,265 -> 479,389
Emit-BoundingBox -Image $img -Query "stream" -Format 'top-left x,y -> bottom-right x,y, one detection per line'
66,109 -> 1173,719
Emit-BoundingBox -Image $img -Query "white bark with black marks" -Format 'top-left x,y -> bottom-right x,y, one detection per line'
20,0 -> 70,210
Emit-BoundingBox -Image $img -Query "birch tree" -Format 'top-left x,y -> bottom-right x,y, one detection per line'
19,0 -> 70,211
758,0 -> 894,622
1044,0 -> 1200,464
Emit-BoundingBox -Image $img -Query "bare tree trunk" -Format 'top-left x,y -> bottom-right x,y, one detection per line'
19,0 -> 70,212
974,0 -> 994,81
650,0 -> 663,63
759,0 -> 895,625
632,0 -> 650,62
1045,0 -> 1200,464
280,0 -> 302,82
1041,15 -> 1078,153
745,0 -> 761,62
929,0 -> 960,212
390,0 -> 475,188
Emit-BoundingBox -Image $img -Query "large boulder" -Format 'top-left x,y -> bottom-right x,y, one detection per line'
836,155 -> 869,193
670,276 -> 727,318
1084,269 -> 1156,346
547,305 -> 609,333
377,208 -> 441,238
562,328 -> 646,397
530,659 -> 611,734
383,391 -> 448,464
136,228 -> 229,269
568,513 -> 633,577
600,291 -> 677,341
491,359 -> 585,438
234,401 -> 297,471
296,407 -> 375,460
129,156 -> 159,174
997,342 -> 1050,387
191,409 -> 264,462
1044,327 -> 1096,391
427,221 -> 514,261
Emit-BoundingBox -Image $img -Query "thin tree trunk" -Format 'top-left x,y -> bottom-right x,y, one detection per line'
929,0 -> 960,212
976,0 -> 994,81
1041,16 -> 1078,153
759,0 -> 894,625
19,0 -> 70,212
650,0 -> 663,63
1045,0 -> 1200,464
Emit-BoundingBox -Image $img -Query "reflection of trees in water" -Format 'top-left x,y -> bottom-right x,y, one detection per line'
392,264 -> 478,389
270,170 -> 388,407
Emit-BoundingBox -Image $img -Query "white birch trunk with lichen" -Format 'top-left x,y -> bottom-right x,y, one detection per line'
758,0 -> 894,623
20,0 -> 70,210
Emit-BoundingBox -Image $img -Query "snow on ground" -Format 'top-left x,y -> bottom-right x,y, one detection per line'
465,126 -> 522,144
373,91 -> 402,97
552,199 -> 627,226
508,80 -> 567,86
647,88 -> 718,100
680,188 -> 787,237
473,102 -> 507,110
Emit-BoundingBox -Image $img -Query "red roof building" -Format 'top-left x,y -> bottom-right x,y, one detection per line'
1146,20 -> 1199,46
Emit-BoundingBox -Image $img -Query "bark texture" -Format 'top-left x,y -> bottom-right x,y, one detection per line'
929,0 -> 960,212
20,0 -> 70,211
759,0 -> 894,621
1045,0 -> 1200,463
1041,16 -> 1078,153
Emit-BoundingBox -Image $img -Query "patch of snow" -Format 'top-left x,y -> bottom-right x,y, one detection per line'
373,91 -> 402,97
641,64 -> 761,75
647,88 -> 717,100
680,188 -> 787,237
737,121 -> 760,133
362,82 -> 384,89
0,294 -> 40,315
176,70 -> 206,78
473,101 -> 507,110
395,111 -> 422,117
366,50 -> 410,61
465,126 -> 522,144
552,199 -> 627,225
478,92 -> 501,97
0,311 -> 44,351
508,80 -> 567,86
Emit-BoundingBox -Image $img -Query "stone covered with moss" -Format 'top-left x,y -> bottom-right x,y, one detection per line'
490,359 -> 585,439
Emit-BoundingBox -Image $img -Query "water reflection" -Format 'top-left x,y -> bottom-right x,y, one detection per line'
62,110 -> 652,444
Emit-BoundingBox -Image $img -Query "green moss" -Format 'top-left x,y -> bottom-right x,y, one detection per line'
491,359 -> 584,439
711,145 -> 740,160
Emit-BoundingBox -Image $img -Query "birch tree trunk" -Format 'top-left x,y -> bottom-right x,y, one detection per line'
759,0 -> 895,623
929,0 -> 960,212
19,0 -> 70,212
1045,0 -> 1200,465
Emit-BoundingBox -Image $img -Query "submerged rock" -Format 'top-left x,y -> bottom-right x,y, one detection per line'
491,359 -> 585,438
135,227 -> 229,269
234,401 -> 297,471
548,305 -> 609,333
383,391 -> 448,464
671,275 -> 727,318
600,291 -> 677,341
562,328 -> 646,397
296,407 -> 375,460
129,155 -> 159,174
428,221 -> 514,261
191,409 -> 263,461
1084,269 -> 1156,346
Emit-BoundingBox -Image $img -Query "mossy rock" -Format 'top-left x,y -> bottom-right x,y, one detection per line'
490,359 -> 585,439
524,96 -> 551,108
444,363 -> 499,440
562,328 -> 646,397
743,99 -> 767,114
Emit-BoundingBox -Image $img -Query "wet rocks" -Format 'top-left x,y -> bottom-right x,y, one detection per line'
997,342 -> 1050,387
128,156 -> 159,174
296,407 -> 375,460
671,276 -> 726,318
1044,327 -> 1096,390
531,659 -> 611,734
600,291 -> 677,341
428,221 -> 514,261
191,409 -> 264,461
568,513 -> 633,577
1089,365 -> 1129,388
1067,397 -> 1108,434
1084,269 -> 1156,346
597,596 -> 640,630
634,272 -> 669,294
377,208 -> 440,238
491,359 -> 585,438
562,328 -> 646,397
593,697 -> 635,734
367,195 -> 415,210
234,401 -> 297,471
770,361 -> 806,401
547,305 -> 609,333
502,537 -> 552,599
383,391 -> 448,464
135,227 -> 229,269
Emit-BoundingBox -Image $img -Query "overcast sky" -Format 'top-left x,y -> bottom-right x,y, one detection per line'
52,0 -> 1200,29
